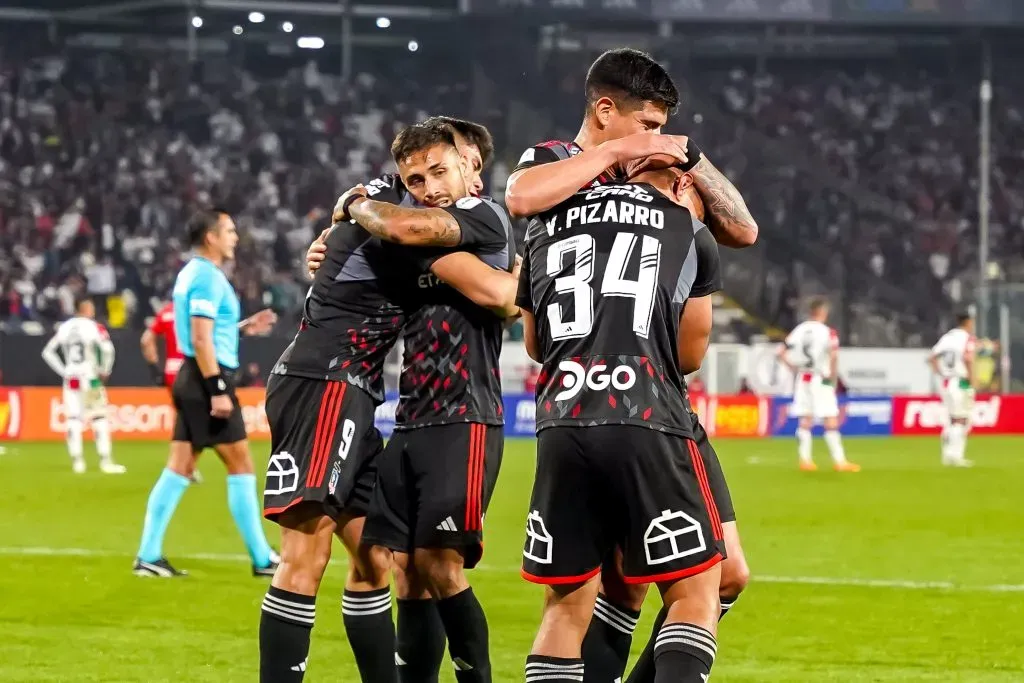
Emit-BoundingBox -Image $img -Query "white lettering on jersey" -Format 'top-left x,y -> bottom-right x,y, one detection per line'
784,320 -> 837,378
563,200 -> 664,230
931,328 -> 974,379
553,360 -> 637,401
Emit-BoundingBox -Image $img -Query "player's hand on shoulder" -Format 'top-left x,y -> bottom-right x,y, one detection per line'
332,185 -> 368,223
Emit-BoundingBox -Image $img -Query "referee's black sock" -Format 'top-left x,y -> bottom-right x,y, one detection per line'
397,598 -> 447,683
436,587 -> 491,682
342,587 -> 397,683
653,622 -> 716,682
581,593 -> 640,683
260,586 -> 315,683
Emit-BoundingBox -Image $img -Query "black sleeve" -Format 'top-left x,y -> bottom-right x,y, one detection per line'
511,142 -> 565,175
361,173 -> 407,205
515,244 -> 533,312
690,221 -> 723,298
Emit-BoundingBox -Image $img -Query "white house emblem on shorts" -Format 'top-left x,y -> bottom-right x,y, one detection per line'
523,510 -> 554,564
644,509 -> 706,565
265,452 -> 299,495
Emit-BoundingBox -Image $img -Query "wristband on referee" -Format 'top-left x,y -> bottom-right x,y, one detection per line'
679,139 -> 704,172
204,374 -> 228,397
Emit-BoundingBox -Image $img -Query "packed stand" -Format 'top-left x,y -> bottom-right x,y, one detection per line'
0,45 -> 468,330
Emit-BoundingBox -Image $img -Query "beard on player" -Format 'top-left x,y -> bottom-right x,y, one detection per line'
391,123 -> 475,209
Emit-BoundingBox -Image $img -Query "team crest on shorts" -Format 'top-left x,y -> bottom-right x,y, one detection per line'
328,460 -> 341,495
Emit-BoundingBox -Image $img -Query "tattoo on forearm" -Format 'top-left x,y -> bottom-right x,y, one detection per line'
691,158 -> 757,242
350,200 -> 462,246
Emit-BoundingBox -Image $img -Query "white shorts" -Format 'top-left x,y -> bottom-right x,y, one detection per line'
940,380 -> 975,422
63,381 -> 108,421
790,374 -> 839,420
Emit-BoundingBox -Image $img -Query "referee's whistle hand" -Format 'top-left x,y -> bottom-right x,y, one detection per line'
210,394 -> 233,418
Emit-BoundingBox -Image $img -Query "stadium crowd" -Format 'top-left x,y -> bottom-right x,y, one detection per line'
1,41 -> 1020,345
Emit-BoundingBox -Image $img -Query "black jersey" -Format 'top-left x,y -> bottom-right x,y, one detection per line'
512,139 -> 620,189
396,196 -> 517,429
271,174 -> 414,403
515,182 -> 722,436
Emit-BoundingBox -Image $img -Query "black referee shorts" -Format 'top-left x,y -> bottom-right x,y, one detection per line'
171,357 -> 247,450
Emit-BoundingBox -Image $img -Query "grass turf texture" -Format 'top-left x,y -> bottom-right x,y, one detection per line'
1,435 -> 1023,682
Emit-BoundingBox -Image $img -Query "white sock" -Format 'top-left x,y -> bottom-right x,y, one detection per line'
66,418 -> 84,462
940,425 -> 952,461
948,423 -> 967,462
92,417 -> 112,462
796,428 -> 812,463
824,430 -> 847,465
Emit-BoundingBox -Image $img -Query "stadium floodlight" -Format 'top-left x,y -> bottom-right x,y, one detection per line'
376,17 -> 391,28
407,40 -> 419,52
191,15 -> 203,28
232,25 -> 243,35
281,21 -> 294,33
297,36 -> 325,50
249,11 -> 265,24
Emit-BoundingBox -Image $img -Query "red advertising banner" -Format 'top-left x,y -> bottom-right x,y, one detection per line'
891,394 -> 1024,435
5,387 -> 270,441
697,393 -> 770,438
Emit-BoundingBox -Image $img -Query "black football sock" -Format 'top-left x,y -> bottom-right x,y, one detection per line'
582,593 -> 640,682
260,586 -> 315,683
624,606 -> 666,683
526,655 -> 584,683
397,598 -> 447,683
436,588 -> 490,683
342,587 -> 397,683
653,623 -> 716,683
720,595 -> 739,621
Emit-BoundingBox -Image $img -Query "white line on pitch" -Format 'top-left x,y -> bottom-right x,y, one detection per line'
2,546 -> 1023,592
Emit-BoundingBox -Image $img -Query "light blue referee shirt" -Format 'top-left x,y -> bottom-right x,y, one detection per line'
172,256 -> 241,370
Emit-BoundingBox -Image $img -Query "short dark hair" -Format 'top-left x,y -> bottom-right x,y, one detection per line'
187,208 -> 229,247
390,123 -> 458,165
421,116 -> 495,168
585,48 -> 679,112
74,294 -> 92,312
955,310 -> 974,326
808,297 -> 830,314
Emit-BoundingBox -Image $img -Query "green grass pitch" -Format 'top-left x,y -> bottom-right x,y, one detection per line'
1,435 -> 1023,682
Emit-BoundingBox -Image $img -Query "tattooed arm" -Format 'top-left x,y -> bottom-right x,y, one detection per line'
690,156 -> 758,248
347,197 -> 461,247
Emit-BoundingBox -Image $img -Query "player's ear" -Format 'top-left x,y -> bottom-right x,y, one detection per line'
592,96 -> 617,128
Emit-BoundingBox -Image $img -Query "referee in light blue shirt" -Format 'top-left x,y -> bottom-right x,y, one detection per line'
134,208 -> 280,578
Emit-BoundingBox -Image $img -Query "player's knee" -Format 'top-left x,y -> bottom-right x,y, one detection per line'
720,558 -> 750,600
349,542 -> 392,588
392,555 -> 431,599
216,442 -> 254,474
600,569 -> 649,612
414,549 -> 468,599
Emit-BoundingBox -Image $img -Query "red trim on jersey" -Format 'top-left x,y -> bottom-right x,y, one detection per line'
623,552 -> 723,585
308,382 -> 346,488
520,565 -> 602,586
150,303 -> 183,363
688,439 -> 723,541
263,497 -> 304,517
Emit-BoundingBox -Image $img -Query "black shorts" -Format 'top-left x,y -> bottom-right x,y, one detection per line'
691,411 -> 736,524
262,374 -> 383,523
522,425 -> 725,586
362,422 -> 503,569
171,358 -> 247,450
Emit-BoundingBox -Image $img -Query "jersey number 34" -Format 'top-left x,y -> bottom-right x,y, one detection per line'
546,233 -> 661,341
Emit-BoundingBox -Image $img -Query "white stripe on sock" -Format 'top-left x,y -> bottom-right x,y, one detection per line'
262,598 -> 316,621
658,624 -> 717,652
656,636 -> 717,662
526,675 -> 584,683
342,591 -> 392,603
263,592 -> 316,614
526,662 -> 585,672
261,602 -> 315,626
593,601 -> 638,635
342,602 -> 392,616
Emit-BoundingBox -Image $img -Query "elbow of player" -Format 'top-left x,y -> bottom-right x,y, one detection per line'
737,223 -> 758,247
503,182 -> 534,219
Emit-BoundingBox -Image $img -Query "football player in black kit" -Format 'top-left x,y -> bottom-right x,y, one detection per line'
258,121 -> 517,683
517,164 -> 724,683
305,118 -> 514,683
507,48 -> 758,683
